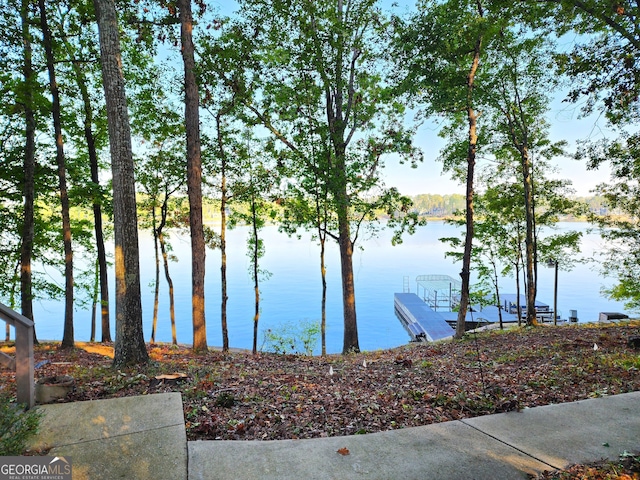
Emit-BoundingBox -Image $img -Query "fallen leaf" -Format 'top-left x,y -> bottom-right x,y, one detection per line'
337,447 -> 350,456
155,373 -> 188,380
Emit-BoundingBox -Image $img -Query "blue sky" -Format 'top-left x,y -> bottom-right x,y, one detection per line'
206,0 -> 614,198
380,96 -> 615,197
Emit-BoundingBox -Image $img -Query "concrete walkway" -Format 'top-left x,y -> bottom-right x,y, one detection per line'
28,391 -> 640,480
28,392 -> 187,479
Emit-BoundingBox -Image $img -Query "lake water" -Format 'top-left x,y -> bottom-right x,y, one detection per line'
29,221 -> 629,354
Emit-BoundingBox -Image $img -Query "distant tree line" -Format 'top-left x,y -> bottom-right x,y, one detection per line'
408,194 -> 466,217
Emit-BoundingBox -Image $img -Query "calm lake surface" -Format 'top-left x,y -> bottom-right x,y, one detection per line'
31,221 -> 629,354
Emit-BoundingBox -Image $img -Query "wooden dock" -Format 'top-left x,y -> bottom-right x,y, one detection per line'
394,293 -> 455,342
395,290 -> 563,343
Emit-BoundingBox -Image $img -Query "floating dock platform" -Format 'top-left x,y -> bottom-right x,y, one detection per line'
394,292 -> 554,343
394,293 -> 455,342
396,275 -> 566,343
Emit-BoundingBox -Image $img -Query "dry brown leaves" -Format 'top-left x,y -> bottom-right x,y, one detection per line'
1,322 -> 639,448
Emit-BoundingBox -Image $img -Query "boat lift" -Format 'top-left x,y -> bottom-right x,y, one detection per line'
415,275 -> 461,311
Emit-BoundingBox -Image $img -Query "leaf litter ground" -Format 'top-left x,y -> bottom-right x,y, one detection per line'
2,322 -> 639,477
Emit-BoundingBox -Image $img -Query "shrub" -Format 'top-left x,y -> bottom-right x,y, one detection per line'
261,319 -> 321,355
0,393 -> 42,455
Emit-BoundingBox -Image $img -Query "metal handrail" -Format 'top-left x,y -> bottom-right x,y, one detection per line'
0,302 -> 35,409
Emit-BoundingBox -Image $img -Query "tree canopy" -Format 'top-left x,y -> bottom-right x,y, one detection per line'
1,0 -> 639,361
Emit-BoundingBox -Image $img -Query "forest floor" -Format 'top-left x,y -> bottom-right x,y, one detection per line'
2,321 -> 640,478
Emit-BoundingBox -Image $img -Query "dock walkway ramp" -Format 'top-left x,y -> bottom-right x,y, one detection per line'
394,293 -> 454,342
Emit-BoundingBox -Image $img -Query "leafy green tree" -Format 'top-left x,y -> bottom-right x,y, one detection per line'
19,0 -> 38,336
207,0 -> 421,353
394,0 -> 502,337
135,117 -> 185,345
579,133 -> 640,312
39,0 -> 76,348
55,0 -> 112,343
547,0 -> 640,125
1,0 -> 67,343
229,137 -> 278,355
483,30 -> 577,325
201,88 -> 244,353
2,0 -> 150,351
280,162 -> 333,356
545,0 -> 640,311
442,164 -> 582,328
124,49 -> 186,346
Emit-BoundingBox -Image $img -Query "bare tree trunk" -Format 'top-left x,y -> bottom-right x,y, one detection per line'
39,0 -> 74,348
93,0 -> 148,367
91,143 -> 111,343
178,0 -> 207,352
91,163 -> 111,342
20,0 -> 36,343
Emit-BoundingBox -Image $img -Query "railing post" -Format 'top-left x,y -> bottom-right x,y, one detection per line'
15,322 -> 35,409
0,302 -> 35,409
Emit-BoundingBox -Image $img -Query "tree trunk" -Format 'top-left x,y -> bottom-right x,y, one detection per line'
92,177 -> 111,342
178,0 -> 207,352
516,260 -> 523,326
220,185 -> 229,352
66,42 -> 112,343
159,231 -> 177,345
92,151 -> 111,343
93,0 -> 148,367
217,112 -> 229,352
20,0 -> 36,343
329,119 -> 359,354
158,191 -> 177,345
319,232 -> 327,356
90,259 -> 98,341
151,206 -> 160,343
251,197 -> 260,355
39,0 -> 74,349
456,2 -> 483,339
521,145 -> 537,326
329,0 -> 359,354
492,265 -> 503,330
337,203 -> 359,353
